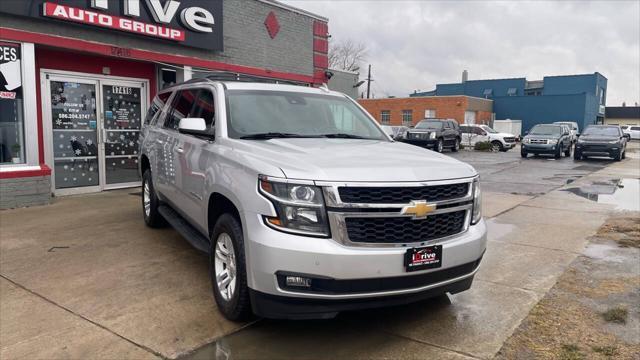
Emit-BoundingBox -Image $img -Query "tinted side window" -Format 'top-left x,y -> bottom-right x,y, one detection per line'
631,127 -> 640,131
474,127 -> 485,135
192,90 -> 215,127
459,125 -> 470,133
165,89 -> 198,130
146,91 -> 171,125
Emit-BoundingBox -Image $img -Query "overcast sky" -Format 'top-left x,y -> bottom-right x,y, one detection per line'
285,0 -> 640,105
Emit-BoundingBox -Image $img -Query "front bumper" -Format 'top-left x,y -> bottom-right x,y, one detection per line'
243,210 -> 487,317
521,143 -> 558,154
575,143 -> 620,157
402,139 -> 438,148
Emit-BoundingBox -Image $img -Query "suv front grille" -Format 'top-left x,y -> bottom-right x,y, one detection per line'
503,137 -> 516,143
338,183 -> 469,204
530,139 -> 547,144
345,210 -> 467,244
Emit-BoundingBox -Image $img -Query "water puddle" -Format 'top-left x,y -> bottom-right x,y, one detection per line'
563,178 -> 640,211
583,243 -> 628,263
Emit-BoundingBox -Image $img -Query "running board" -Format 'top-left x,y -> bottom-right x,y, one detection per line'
158,205 -> 210,254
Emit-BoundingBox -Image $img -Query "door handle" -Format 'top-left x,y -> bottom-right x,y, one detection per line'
175,147 -> 184,154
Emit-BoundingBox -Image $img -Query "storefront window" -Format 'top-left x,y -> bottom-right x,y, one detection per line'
0,42 -> 24,164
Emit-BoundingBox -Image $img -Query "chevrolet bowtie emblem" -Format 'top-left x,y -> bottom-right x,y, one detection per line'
401,200 -> 437,219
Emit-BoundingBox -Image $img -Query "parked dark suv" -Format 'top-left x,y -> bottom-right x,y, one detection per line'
574,125 -> 627,161
403,119 -> 461,152
521,124 -> 572,159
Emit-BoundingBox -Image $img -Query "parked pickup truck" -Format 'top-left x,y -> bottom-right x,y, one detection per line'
139,79 -> 486,320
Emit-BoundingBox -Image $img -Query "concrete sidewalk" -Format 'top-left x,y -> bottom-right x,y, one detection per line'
1,151 -> 637,359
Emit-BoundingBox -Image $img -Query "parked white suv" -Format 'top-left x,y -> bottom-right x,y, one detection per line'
460,124 -> 517,151
139,80 -> 486,320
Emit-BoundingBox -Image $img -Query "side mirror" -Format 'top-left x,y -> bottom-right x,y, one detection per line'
178,118 -> 211,137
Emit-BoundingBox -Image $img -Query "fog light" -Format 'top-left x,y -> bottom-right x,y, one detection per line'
286,276 -> 312,288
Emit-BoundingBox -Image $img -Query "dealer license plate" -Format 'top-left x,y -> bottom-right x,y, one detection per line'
404,245 -> 442,272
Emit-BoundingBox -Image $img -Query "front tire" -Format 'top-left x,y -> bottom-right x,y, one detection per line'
574,150 -> 582,160
564,144 -> 571,157
615,149 -> 623,161
521,150 -> 528,158
554,144 -> 562,159
210,214 -> 251,321
142,170 -> 166,228
491,141 -> 503,152
451,138 -> 460,152
435,138 -> 444,153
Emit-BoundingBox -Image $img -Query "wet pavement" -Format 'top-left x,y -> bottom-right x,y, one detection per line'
1,142 -> 638,359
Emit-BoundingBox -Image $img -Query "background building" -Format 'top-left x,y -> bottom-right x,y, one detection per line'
327,69 -> 360,99
358,96 -> 493,126
605,106 -> 640,126
0,0 -> 328,208
411,72 -> 607,133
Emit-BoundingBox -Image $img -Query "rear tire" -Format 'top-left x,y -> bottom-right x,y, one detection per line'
210,214 -> 252,321
142,170 -> 166,228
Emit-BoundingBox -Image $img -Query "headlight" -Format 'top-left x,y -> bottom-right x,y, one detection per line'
523,138 -> 531,144
471,178 -> 482,225
608,140 -> 619,144
577,138 -> 585,144
547,139 -> 558,145
259,177 -> 329,236
429,132 -> 436,139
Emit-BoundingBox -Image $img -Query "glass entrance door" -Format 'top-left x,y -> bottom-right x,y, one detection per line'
101,82 -> 143,188
49,78 -> 101,192
45,74 -> 146,194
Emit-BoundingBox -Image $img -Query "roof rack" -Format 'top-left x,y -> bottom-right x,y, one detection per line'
203,71 -> 310,86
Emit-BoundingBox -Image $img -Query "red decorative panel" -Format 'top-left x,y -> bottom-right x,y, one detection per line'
264,11 -> 280,39
314,38 -> 328,53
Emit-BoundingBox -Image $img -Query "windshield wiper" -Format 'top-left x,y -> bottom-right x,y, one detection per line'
239,132 -> 320,140
320,133 -> 375,139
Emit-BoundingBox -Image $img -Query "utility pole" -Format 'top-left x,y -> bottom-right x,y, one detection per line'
366,64 -> 373,99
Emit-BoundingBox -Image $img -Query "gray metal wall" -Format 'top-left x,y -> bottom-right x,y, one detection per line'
0,0 -> 317,76
327,69 -> 359,99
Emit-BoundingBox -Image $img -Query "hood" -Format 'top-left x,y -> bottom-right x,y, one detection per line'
579,135 -> 619,142
230,138 -> 476,182
408,128 -> 438,133
525,134 -> 561,140
495,132 -> 515,138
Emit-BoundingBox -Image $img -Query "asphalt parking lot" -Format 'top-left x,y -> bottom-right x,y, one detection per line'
1,142 -> 638,360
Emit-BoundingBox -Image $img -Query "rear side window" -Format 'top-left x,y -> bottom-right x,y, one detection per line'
146,92 -> 171,125
631,127 -> 640,131
165,88 -> 199,130
459,125 -> 469,133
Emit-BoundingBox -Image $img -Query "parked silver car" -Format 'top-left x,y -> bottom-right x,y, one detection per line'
139,80 -> 486,320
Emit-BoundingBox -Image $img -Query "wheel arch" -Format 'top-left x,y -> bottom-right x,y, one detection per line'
207,192 -> 242,236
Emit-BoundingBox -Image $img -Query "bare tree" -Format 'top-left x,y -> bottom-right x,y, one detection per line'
328,39 -> 368,72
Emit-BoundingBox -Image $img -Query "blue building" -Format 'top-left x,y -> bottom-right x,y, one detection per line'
411,72 -> 607,132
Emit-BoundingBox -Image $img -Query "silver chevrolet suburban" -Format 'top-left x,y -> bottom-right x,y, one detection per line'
139,79 -> 486,320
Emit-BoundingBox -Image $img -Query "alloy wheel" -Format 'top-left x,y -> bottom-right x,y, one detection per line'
214,233 -> 237,301
143,180 -> 151,217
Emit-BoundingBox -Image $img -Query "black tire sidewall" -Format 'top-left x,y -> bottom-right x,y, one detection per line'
210,214 -> 251,321
142,170 -> 164,227
436,139 -> 443,152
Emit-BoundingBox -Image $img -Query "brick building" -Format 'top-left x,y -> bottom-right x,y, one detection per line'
0,0 -> 328,208
358,96 -> 493,127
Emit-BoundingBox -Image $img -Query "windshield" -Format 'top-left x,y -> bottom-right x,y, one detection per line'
582,127 -> 620,136
226,90 -> 387,140
480,125 -> 498,133
415,121 -> 443,129
529,125 -> 561,136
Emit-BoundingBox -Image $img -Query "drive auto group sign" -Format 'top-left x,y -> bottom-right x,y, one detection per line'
0,0 -> 223,51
